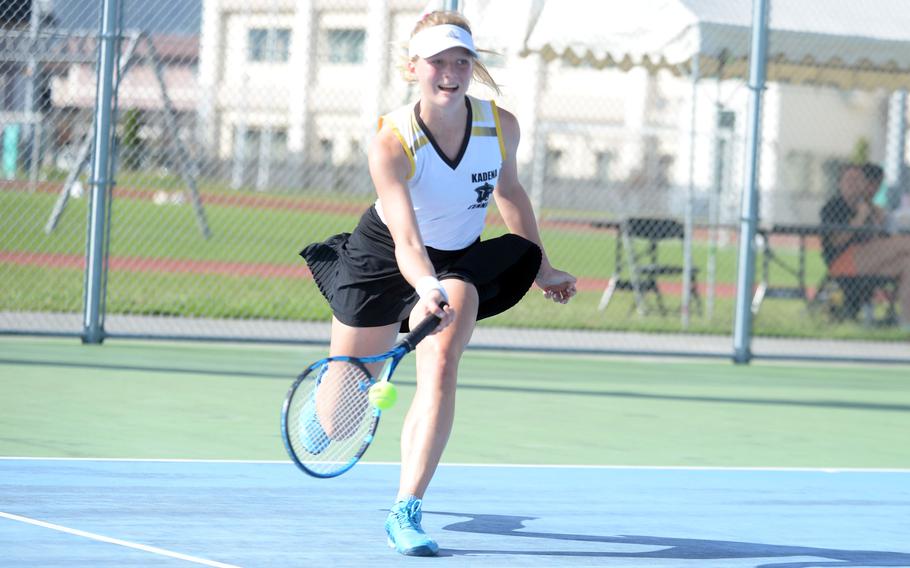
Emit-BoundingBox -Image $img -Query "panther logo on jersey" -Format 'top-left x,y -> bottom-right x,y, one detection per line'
469,182 -> 495,210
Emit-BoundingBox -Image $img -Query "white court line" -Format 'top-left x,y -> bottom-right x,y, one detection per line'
0,511 -> 241,568
1,456 -> 908,473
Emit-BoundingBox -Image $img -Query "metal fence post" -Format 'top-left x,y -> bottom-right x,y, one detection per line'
884,91 -> 907,209
82,0 -> 122,344
732,0 -> 771,364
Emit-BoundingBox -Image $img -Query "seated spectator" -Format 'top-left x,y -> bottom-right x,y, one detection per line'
820,163 -> 910,331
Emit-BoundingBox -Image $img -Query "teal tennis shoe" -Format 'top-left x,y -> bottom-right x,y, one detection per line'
299,400 -> 329,455
385,496 -> 439,556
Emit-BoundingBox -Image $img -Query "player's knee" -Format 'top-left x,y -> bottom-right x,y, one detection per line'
440,278 -> 479,306
426,347 -> 460,376
417,348 -> 460,392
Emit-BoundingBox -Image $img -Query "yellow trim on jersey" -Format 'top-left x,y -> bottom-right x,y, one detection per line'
490,100 -> 506,162
393,128 -> 416,180
380,115 -> 416,180
471,126 -> 498,137
413,135 -> 430,152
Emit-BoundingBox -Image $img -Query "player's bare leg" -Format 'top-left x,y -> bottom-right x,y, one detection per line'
398,279 -> 478,499
385,279 -> 478,556
315,318 -> 398,438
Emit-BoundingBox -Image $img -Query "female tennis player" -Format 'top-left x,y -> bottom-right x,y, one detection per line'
300,10 -> 576,556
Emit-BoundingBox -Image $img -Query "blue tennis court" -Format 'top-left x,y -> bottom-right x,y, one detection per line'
2,458 -> 909,567
3,337 -> 910,566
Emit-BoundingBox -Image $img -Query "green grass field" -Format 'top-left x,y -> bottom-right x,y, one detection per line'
2,184 -> 905,340
2,337 -> 909,468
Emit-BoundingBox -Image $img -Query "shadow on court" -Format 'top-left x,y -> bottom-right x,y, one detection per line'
432,512 -> 910,567
10,357 -> 910,414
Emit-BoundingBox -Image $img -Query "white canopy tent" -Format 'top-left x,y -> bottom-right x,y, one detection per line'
523,0 -> 910,90
521,0 -> 910,355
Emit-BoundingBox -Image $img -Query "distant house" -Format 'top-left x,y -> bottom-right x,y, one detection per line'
2,0 -> 203,173
51,35 -> 199,113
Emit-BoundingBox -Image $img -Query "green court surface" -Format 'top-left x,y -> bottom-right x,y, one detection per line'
1,336 -> 909,468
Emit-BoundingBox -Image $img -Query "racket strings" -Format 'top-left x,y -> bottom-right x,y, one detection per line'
287,360 -> 378,475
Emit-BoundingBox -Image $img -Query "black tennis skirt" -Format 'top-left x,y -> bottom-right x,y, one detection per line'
300,205 -> 542,331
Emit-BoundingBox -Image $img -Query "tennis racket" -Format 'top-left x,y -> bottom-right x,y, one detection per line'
281,306 -> 445,478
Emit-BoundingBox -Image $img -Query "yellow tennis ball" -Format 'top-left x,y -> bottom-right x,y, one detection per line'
368,381 -> 397,410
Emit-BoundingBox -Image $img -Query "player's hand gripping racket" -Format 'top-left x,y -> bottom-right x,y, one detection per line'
281,305 -> 445,478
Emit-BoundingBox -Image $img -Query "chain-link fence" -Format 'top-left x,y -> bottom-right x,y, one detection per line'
2,0 -> 909,361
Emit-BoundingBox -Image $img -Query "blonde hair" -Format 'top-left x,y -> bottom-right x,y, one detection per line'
399,11 -> 501,96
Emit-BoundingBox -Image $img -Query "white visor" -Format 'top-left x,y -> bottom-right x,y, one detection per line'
408,24 -> 477,59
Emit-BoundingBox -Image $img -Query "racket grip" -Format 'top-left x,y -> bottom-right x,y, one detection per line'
400,301 -> 448,353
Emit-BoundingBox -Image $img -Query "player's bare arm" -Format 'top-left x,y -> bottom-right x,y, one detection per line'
368,127 -> 453,323
493,108 -> 577,303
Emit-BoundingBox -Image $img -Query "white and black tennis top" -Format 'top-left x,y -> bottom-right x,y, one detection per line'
374,95 -> 506,251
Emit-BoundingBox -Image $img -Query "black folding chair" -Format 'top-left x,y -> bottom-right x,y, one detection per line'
812,273 -> 899,326
598,217 -> 701,316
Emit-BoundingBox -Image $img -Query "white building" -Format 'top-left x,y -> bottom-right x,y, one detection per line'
198,0 -> 426,191
196,0 -> 900,222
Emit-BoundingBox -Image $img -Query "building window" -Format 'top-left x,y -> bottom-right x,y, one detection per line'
326,29 -> 365,64
248,28 -> 291,63
0,72 -> 11,110
233,127 -> 289,160
1,71 -> 25,111
783,150 -> 814,194
347,138 -> 362,162
545,148 -> 563,179
319,138 -> 334,163
596,151 -> 614,182
271,129 -> 289,162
